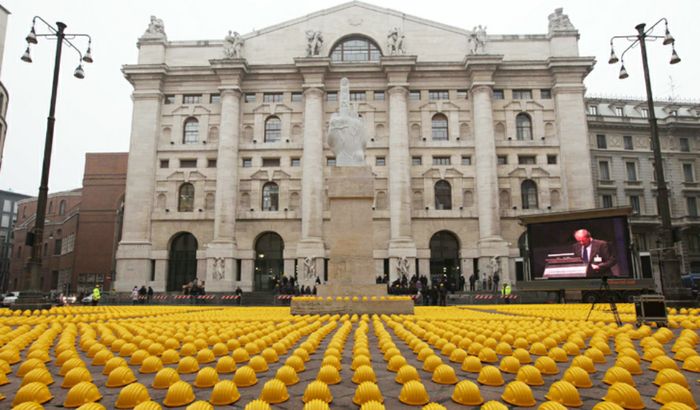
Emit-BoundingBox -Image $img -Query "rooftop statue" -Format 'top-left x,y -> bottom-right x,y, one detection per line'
223,30 -> 244,58
548,8 -> 576,32
143,15 -> 166,39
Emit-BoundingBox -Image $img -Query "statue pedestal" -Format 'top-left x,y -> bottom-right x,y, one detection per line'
297,165 -> 413,314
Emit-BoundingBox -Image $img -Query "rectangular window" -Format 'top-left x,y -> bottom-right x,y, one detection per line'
599,161 -> 610,180
497,155 -> 508,165
641,108 -> 649,118
180,159 -> 197,168
602,194 -> 613,208
540,89 -> 552,99
492,89 -> 504,100
630,195 -> 641,214
209,94 -> 220,104
596,134 -> 607,149
242,158 -> 252,168
291,92 -> 303,102
432,156 -> 451,166
626,162 -> 638,181
207,159 -> 217,168
291,158 -> 301,167
327,157 -> 336,166
428,90 -> 449,101
623,135 -> 634,150
373,91 -> 385,101
457,89 -> 469,99
512,89 -> 532,100
350,91 -> 366,101
688,197 -> 698,217
615,107 -> 624,117
54,238 -> 62,255
262,158 -> 280,167
547,155 -> 557,165
683,163 -> 695,182
588,105 -> 598,115
164,95 -> 176,104
461,156 -> 472,165
263,93 -> 283,103
409,91 -> 421,101
375,157 -> 386,166
244,93 -> 256,103
518,155 -> 536,165
326,92 -> 337,102
3,200 -> 11,212
160,159 -> 169,169
0,215 -> 8,228
412,156 -> 422,166
680,137 -> 690,152
183,94 -> 202,104
236,259 -> 242,281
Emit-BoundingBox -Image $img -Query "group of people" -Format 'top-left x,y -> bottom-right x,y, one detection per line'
130,285 -> 154,304
273,275 -> 318,295
182,279 -> 206,296
468,271 -> 501,292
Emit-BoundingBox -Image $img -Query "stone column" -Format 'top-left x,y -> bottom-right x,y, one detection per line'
213,88 -> 242,242
300,87 -> 325,242
471,84 -> 501,242
550,60 -> 596,209
115,70 -> 165,292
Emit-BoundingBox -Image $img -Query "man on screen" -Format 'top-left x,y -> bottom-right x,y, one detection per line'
572,229 -> 617,277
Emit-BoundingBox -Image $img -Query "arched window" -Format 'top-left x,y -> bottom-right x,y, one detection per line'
431,114 -> 449,141
264,116 -> 281,143
521,179 -> 538,209
262,182 -> 279,211
48,201 -> 53,214
58,200 -> 66,216
434,180 -> 452,210
516,113 -> 533,140
330,36 -> 381,62
183,117 -> 199,144
178,183 -> 194,212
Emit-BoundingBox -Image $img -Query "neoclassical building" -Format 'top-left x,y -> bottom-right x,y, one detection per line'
115,2 -> 596,292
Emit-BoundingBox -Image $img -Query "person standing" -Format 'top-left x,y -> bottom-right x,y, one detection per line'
469,274 -> 476,292
91,284 -> 101,306
493,271 -> 500,294
147,286 -> 154,303
131,286 -> 139,305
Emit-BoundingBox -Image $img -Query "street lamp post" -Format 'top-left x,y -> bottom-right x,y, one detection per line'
608,19 -> 689,300
14,17 -> 92,309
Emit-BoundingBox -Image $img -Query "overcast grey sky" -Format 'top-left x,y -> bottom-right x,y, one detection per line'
0,0 -> 697,196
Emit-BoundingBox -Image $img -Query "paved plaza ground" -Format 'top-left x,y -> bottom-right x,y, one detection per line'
0,304 -> 698,409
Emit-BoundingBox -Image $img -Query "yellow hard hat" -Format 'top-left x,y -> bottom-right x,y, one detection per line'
501,381 -> 536,407
209,380 -> 240,406
115,382 -> 151,409
451,380 -> 484,406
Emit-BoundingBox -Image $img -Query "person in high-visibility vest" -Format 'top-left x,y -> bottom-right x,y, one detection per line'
92,285 -> 101,306
502,283 -> 512,304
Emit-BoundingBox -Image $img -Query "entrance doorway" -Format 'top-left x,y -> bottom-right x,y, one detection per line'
254,232 -> 284,291
429,230 -> 460,290
167,232 -> 198,292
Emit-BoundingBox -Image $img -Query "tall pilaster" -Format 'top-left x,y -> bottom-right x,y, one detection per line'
466,56 -> 503,243
549,58 -> 596,210
383,56 -> 418,281
115,65 -> 166,291
206,59 -> 248,290
294,58 -> 330,283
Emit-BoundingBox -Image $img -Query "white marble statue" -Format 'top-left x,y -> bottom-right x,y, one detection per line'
305,30 -> 324,56
303,256 -> 316,280
143,15 -> 166,38
223,30 -> 244,58
387,27 -> 406,55
397,256 -> 410,279
548,8 -> 575,32
213,257 -> 225,280
468,25 -> 487,55
327,78 -> 367,166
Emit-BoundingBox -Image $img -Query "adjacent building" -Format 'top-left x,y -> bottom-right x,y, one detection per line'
587,97 -> 700,278
0,5 -> 10,171
115,2 -> 596,293
8,153 -> 127,294
0,190 -> 31,292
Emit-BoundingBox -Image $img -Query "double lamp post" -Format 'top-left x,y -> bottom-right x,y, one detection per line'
15,17 -> 92,308
608,19 -> 689,300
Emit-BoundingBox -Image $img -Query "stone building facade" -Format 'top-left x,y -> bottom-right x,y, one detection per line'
587,97 -> 700,278
116,2 -> 596,293
0,189 -> 30,292
0,5 -> 10,171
